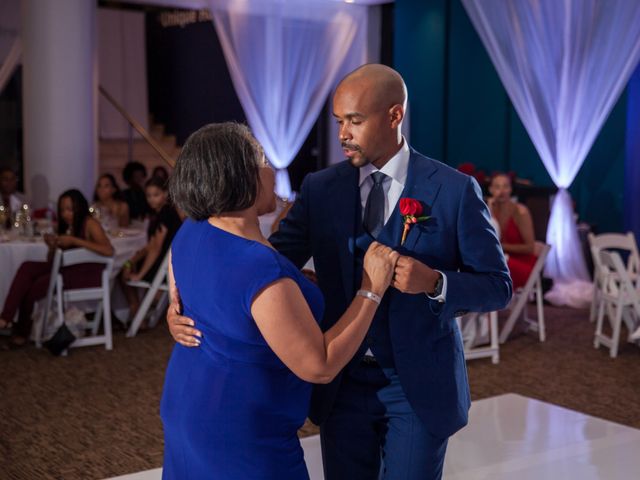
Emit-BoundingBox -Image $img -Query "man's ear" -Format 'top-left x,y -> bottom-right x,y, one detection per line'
389,104 -> 404,129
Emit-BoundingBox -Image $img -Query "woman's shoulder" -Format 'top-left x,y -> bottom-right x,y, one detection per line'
83,216 -> 107,238
243,245 -> 303,302
513,202 -> 532,218
84,215 -> 101,232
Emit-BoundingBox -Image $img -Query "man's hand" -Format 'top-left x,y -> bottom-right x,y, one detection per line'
392,255 -> 440,295
167,294 -> 202,347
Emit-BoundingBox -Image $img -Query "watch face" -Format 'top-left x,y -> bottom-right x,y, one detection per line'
435,276 -> 443,294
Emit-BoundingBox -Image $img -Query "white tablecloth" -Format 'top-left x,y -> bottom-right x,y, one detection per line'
0,229 -> 147,307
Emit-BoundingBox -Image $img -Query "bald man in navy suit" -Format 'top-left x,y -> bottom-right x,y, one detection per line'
169,64 -> 511,479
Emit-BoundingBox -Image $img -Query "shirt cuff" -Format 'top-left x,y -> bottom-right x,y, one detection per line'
426,270 -> 447,303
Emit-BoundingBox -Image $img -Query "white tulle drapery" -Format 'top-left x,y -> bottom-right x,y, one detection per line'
208,0 -> 366,199
0,0 -> 21,93
462,0 -> 640,306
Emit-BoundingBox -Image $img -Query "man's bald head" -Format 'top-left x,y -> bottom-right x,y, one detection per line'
332,64 -> 408,169
336,64 -> 408,111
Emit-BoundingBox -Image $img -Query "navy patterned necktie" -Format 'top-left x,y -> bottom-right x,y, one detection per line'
363,171 -> 387,237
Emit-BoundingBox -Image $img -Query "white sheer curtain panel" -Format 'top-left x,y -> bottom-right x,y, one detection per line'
208,0 -> 366,198
0,0 -> 21,93
462,0 -> 640,306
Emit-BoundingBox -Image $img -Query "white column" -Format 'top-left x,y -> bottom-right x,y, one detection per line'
22,0 -> 97,208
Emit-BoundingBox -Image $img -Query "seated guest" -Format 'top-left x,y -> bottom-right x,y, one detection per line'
121,161 -> 150,220
152,165 -> 169,184
120,176 -> 182,321
93,173 -> 130,228
0,189 -> 114,348
0,167 -> 26,229
488,172 -> 537,289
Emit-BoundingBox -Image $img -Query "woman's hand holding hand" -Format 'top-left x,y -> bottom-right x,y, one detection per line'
362,241 -> 400,296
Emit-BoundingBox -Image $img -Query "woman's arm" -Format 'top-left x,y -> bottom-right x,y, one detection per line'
251,242 -> 397,384
57,218 -> 114,256
131,225 -> 167,281
502,204 -> 535,255
166,250 -> 202,346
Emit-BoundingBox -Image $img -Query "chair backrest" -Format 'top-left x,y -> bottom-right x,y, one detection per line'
588,232 -> 638,252
598,250 -> 639,309
60,247 -> 114,284
56,248 -> 114,304
61,248 -> 113,268
533,241 -> 549,258
39,249 -> 63,337
147,250 -> 170,290
127,250 -> 170,290
520,242 -> 551,293
43,249 -> 63,302
589,232 -> 639,277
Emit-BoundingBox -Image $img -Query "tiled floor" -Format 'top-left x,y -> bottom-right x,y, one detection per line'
444,394 -> 640,479
107,394 -> 640,480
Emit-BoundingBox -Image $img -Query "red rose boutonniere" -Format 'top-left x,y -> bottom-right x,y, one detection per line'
399,198 -> 429,245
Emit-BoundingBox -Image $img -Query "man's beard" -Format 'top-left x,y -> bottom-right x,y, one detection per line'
342,142 -> 370,168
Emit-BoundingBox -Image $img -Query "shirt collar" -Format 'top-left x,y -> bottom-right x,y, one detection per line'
359,137 -> 410,187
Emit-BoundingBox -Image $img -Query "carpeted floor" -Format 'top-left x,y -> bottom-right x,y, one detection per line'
0,306 -> 638,479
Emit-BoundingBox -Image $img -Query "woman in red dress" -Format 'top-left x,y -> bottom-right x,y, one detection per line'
488,173 -> 537,289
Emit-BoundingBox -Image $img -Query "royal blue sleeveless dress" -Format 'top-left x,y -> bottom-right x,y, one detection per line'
160,219 -> 324,479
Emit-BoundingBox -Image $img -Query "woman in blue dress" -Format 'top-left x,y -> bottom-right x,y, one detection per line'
161,123 -> 398,479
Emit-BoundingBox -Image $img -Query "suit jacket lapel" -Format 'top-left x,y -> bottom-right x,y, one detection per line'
385,150 -> 442,252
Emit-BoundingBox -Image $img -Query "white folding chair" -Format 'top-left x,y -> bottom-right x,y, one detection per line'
499,242 -> 551,343
594,250 -> 640,358
34,249 -> 63,348
125,251 -> 170,337
458,311 -> 500,364
36,248 -> 114,350
588,232 -> 639,323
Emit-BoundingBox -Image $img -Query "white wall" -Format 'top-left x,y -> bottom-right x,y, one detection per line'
98,8 -> 149,139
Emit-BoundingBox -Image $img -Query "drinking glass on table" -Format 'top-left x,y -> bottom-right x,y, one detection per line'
0,205 -> 8,231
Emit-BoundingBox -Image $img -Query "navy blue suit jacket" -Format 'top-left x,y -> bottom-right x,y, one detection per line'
269,149 -> 512,438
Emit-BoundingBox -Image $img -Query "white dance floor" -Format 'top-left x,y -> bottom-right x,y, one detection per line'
107,393 -> 640,480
